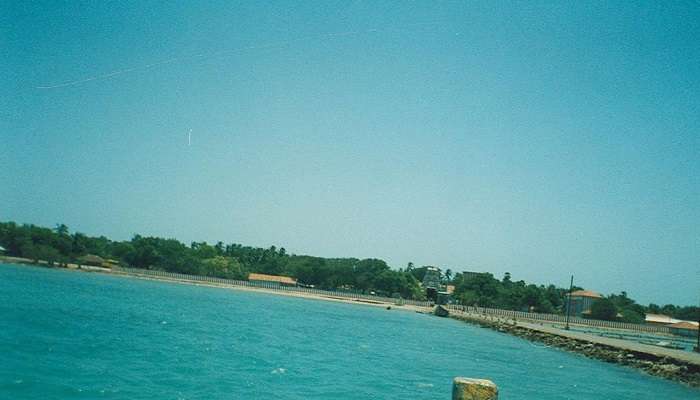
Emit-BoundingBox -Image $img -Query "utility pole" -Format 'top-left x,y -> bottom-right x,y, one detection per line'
565,275 -> 574,331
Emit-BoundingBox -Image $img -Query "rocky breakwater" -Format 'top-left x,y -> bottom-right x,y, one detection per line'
442,308 -> 700,388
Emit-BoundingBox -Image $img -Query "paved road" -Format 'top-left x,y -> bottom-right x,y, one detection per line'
452,309 -> 700,366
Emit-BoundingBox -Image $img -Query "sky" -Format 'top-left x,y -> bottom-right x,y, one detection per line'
2,1 -> 699,306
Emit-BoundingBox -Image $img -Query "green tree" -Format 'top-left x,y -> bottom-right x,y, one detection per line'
201,256 -> 246,279
5,220 -> 697,308
444,269 -> 453,283
590,298 -> 618,321
647,303 -> 661,314
502,272 -> 512,284
609,292 -> 645,323
54,223 -> 69,236
408,266 -> 430,283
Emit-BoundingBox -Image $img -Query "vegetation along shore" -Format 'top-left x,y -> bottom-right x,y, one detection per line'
1,221 -> 696,323
2,220 -> 699,388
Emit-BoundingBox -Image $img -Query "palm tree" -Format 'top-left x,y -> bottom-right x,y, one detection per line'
445,269 -> 453,282
54,223 -> 68,236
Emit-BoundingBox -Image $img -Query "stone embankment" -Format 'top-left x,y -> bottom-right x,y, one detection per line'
445,310 -> 700,388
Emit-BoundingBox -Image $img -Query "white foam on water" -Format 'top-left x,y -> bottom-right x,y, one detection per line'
271,368 -> 287,374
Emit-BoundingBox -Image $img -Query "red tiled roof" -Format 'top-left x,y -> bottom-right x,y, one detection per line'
669,321 -> 699,330
569,290 -> 602,299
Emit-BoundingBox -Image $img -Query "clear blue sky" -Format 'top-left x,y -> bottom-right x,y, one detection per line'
3,2 -> 699,306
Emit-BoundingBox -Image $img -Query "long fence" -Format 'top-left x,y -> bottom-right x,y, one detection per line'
443,304 -> 672,334
113,267 -> 433,308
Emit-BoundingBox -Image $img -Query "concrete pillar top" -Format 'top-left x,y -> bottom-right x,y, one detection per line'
452,377 -> 498,400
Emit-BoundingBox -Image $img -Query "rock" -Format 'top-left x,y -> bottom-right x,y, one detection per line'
445,312 -> 700,388
434,305 -> 450,317
452,377 -> 498,400
659,364 -> 681,373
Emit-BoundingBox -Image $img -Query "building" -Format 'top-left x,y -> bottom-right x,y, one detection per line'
566,290 -> 602,316
668,321 -> 699,338
461,271 -> 485,281
434,285 -> 457,306
421,267 -> 441,289
421,266 -> 441,302
248,273 -> 297,287
78,254 -> 105,267
645,313 -> 681,326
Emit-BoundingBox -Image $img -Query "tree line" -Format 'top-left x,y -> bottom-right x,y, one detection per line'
0,222 -> 423,299
0,221 -> 697,322
448,271 -> 697,323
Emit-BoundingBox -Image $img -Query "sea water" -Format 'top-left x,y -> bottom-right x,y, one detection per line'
0,263 -> 697,399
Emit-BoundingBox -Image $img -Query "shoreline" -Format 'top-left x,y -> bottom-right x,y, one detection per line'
2,260 -> 699,388
116,270 -> 426,313
435,307 -> 700,388
0,259 -> 422,313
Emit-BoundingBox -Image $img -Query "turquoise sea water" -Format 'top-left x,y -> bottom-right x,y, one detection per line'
1,263 -> 697,400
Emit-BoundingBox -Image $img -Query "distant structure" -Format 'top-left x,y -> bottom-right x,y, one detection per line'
0,245 -> 6,254
645,313 -> 681,326
461,271 -> 485,281
645,314 -> 699,338
78,254 -> 105,267
437,284 -> 456,306
248,273 -> 297,287
565,290 -> 602,316
668,321 -> 699,338
422,266 -> 441,301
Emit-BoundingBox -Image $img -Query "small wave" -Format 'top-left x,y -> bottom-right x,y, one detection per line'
417,383 -> 434,388
271,368 -> 286,374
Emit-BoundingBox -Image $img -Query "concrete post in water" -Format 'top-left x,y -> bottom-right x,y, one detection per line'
452,377 -> 498,400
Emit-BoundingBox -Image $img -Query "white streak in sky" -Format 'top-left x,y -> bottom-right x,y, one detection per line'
34,22 -> 444,90
35,58 -> 179,89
